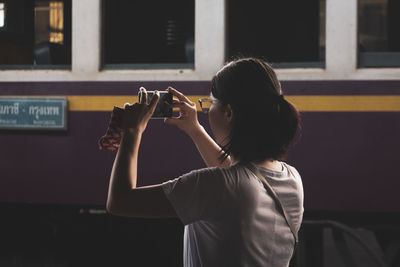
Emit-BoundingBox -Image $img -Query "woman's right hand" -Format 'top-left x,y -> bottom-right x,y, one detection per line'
164,87 -> 202,137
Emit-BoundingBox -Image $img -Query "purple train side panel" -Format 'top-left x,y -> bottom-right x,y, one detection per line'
0,81 -> 399,212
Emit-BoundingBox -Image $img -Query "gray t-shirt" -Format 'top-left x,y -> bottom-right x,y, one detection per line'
162,162 -> 304,267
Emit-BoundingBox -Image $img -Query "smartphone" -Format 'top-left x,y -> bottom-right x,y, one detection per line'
138,90 -> 173,118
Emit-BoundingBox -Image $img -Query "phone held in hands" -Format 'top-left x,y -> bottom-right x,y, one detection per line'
138,90 -> 173,118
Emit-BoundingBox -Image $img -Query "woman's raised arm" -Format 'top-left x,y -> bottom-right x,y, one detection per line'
106,88 -> 176,218
164,87 -> 231,168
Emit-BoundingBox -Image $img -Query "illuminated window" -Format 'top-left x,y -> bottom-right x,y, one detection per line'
226,0 -> 326,68
358,0 -> 400,67
0,3 -> 4,28
35,1 -> 64,44
0,0 -> 71,68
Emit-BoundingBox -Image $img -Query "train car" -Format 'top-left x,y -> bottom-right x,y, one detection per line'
1,0 -> 399,266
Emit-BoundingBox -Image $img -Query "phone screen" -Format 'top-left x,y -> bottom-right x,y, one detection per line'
138,91 -> 173,118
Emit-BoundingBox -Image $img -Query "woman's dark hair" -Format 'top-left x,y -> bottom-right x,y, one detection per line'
211,57 -> 301,162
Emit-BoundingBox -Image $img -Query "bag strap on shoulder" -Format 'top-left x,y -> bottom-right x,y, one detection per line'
244,162 -> 299,243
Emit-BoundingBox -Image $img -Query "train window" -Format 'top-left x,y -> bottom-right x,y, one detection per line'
358,0 -> 400,67
0,0 -> 71,69
0,3 -> 4,28
102,0 -> 195,69
226,0 -> 326,68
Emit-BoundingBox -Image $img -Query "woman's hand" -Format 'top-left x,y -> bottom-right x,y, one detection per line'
123,87 -> 159,134
164,87 -> 201,137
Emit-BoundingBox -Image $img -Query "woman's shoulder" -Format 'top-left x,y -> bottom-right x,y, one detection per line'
183,164 -> 243,178
171,166 -> 229,188
280,162 -> 302,183
174,164 -> 265,192
179,164 -> 245,191
183,165 -> 225,177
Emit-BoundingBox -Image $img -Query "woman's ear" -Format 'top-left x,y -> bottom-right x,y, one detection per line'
225,104 -> 234,122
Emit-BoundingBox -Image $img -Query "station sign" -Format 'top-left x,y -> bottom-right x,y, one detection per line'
0,97 -> 67,130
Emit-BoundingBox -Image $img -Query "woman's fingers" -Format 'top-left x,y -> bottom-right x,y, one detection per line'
148,90 -> 160,114
169,101 -> 185,108
139,87 -> 148,104
167,87 -> 192,104
124,103 -> 135,110
169,101 -> 195,118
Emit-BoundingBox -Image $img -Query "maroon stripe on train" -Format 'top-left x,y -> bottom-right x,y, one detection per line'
1,111 -> 399,211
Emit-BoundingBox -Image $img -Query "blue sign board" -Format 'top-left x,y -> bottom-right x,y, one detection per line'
0,97 -> 67,130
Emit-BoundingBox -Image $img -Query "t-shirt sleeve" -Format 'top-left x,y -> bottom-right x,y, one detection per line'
161,167 -> 226,225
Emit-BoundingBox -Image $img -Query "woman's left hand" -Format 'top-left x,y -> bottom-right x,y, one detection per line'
122,87 -> 159,134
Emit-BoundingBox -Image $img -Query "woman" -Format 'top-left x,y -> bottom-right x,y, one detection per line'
106,57 -> 304,267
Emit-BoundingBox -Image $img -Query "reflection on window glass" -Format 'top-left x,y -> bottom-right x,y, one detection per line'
103,0 -> 195,69
0,3 -> 4,28
0,0 -> 71,68
227,0 -> 326,68
358,0 -> 400,67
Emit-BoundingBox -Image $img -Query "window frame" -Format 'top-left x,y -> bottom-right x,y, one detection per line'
0,0 -> 400,81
